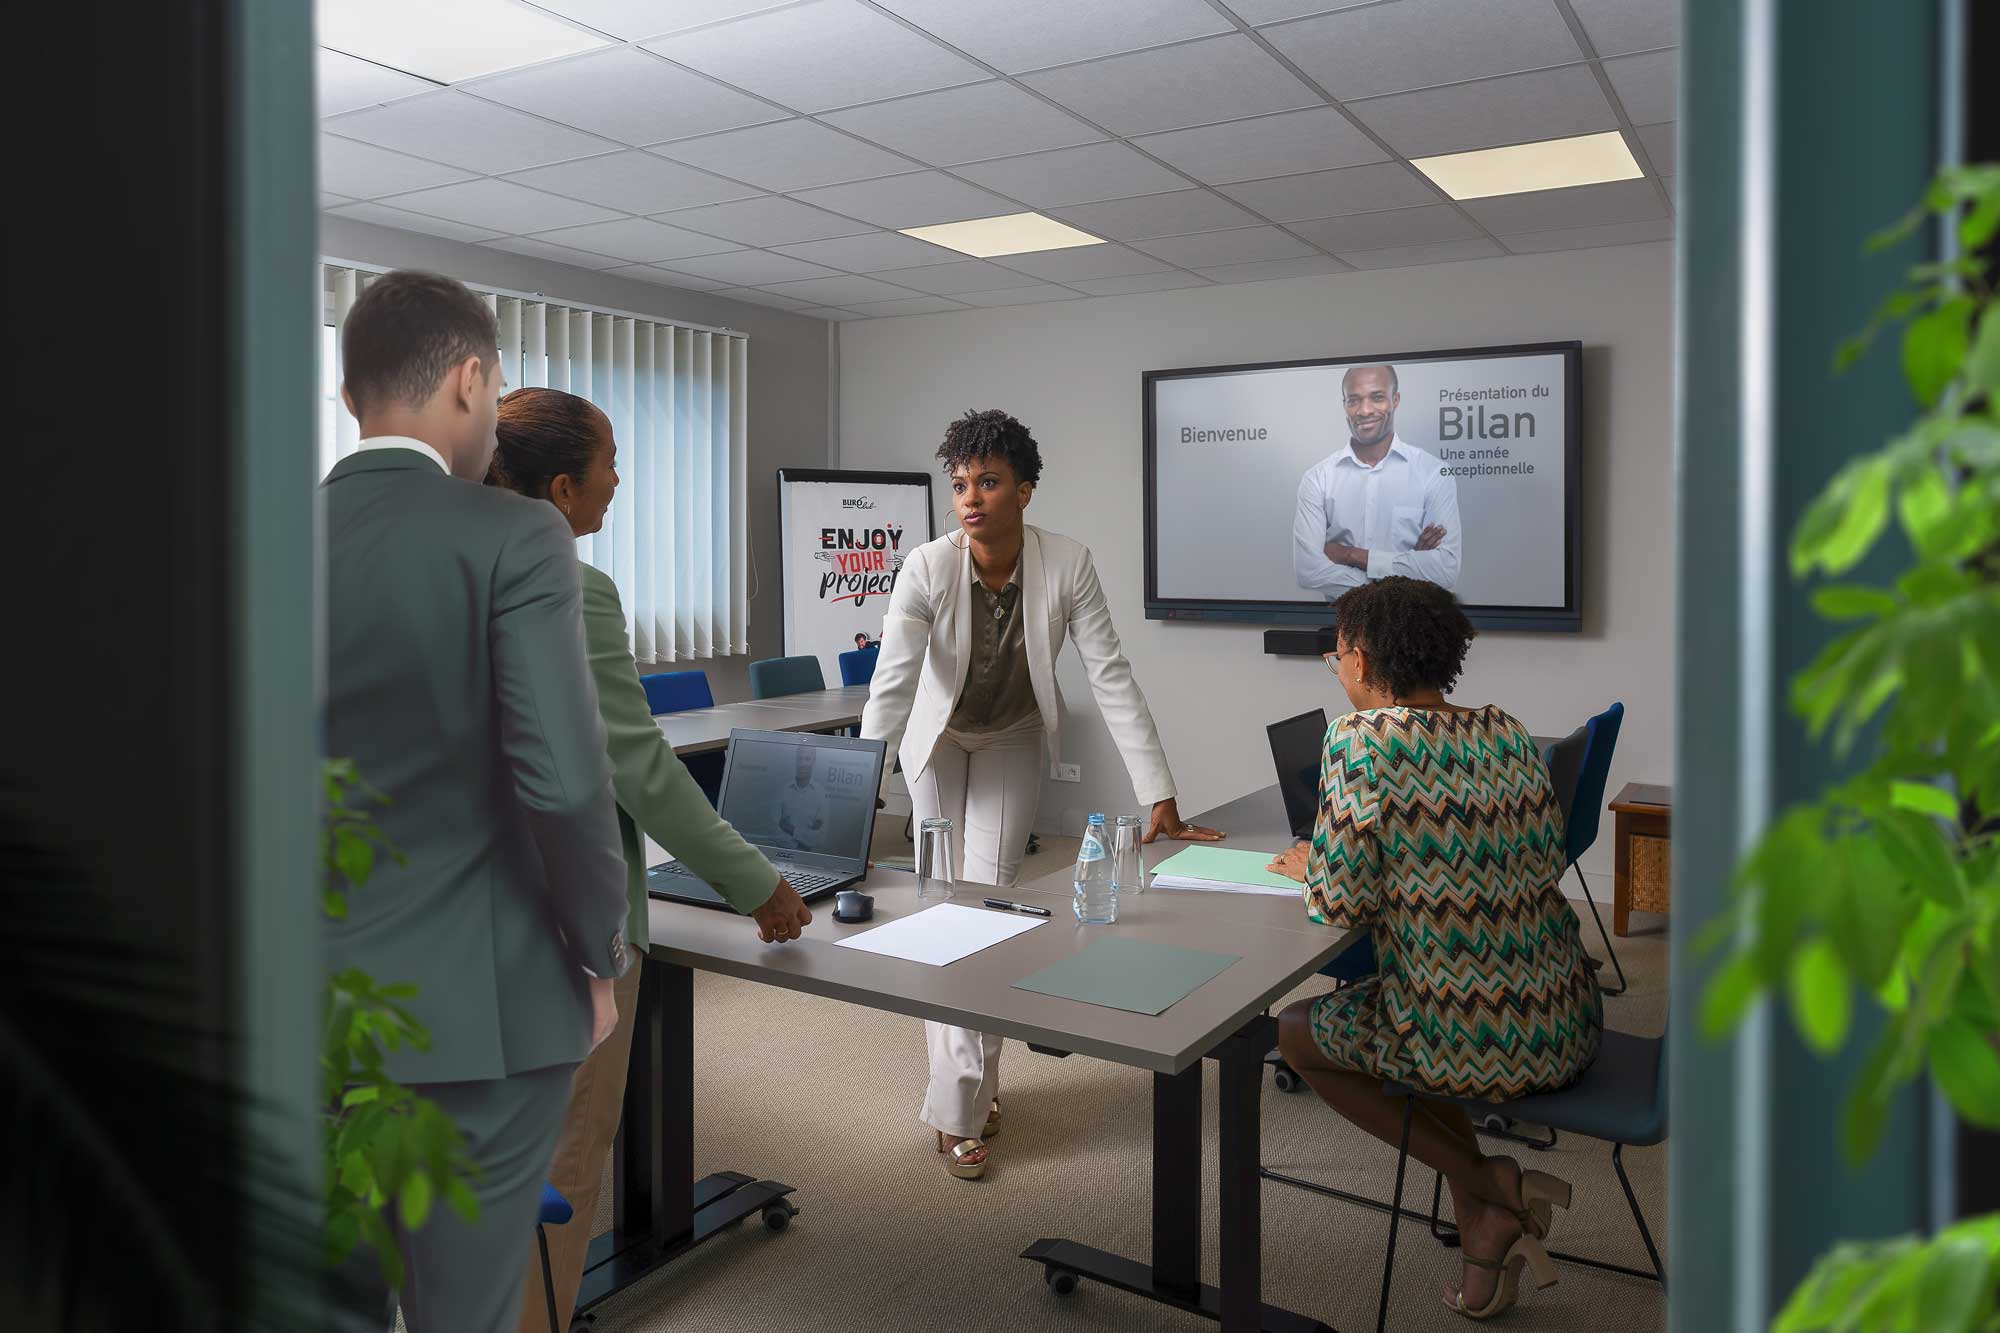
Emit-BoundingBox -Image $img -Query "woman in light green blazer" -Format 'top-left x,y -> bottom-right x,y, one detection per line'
485,387 -> 813,1333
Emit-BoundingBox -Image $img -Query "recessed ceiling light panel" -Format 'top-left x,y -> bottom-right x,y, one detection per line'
1411,131 -> 1644,201
900,213 -> 1105,259
319,0 -> 608,83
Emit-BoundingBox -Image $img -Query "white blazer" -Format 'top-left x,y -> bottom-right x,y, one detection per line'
861,524 -> 1178,807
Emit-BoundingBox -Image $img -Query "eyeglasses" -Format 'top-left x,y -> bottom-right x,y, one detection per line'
1322,647 -> 1348,676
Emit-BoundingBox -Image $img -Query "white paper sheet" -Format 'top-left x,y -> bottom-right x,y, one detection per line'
1149,875 -> 1301,898
833,902 -> 1045,967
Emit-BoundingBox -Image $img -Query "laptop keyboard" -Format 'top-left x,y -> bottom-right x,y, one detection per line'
651,860 -> 844,894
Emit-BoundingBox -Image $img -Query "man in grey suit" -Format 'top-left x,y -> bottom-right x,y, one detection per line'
323,271 -> 632,1332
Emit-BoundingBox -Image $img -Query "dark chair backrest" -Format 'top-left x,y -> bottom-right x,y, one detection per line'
838,645 -> 879,687
640,669 -> 713,717
1542,723 -> 1588,840
1565,701 -> 1625,867
749,655 -> 826,700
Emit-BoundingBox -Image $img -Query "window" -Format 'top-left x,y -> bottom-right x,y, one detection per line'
320,263 -> 750,662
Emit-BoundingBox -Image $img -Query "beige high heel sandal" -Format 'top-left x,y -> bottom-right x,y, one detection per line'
1449,1231 -> 1559,1321
936,1131 -> 989,1180
1486,1155 -> 1573,1240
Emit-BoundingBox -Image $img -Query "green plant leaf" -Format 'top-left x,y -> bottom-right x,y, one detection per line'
1930,1017 -> 2000,1129
1788,937 -> 1852,1055
1811,585 -> 1899,622
1890,780 -> 1961,821
1701,949 -> 1766,1039
1904,297 -> 1973,407
1897,467 -> 1953,557
398,1170 -> 434,1232
1795,456 -> 1894,577
1966,306 -> 2000,396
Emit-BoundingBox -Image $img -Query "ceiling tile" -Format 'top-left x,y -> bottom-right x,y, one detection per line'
1131,224 -> 1316,267
322,192 -> 356,208
954,284 -> 1084,307
1222,0 -> 1375,22
606,263 -> 734,291
773,231 -> 964,271
319,134 -> 475,198
1634,121 -> 1675,174
505,151 -> 760,214
1603,49 -> 1677,126
529,217 -> 742,262
714,286 -> 819,310
1134,106 -> 1388,184
325,91 -> 617,174
1336,237 -> 1505,268
527,0 -> 796,42
1263,0 -> 1582,101
1289,204 -> 1483,252
789,172 -> 1019,229
379,178 -> 622,232
1463,177 -> 1666,233
992,243 -> 1169,282
953,141 -> 1189,208
1021,35 -> 1320,136
1501,217 -> 1673,252
1069,270 -> 1216,295
1219,161 -> 1440,221
1566,0 -> 1682,56
317,49 -> 436,117
478,235 -> 629,269
643,0 -> 985,113
1192,254 -> 1352,283
867,260 -> 1049,294
326,200 -> 501,243
463,47 -> 782,146
660,196 -> 872,246
873,0 -> 1229,73
822,82 -> 1102,167
798,306 -> 870,320
1348,64 -> 1618,158
843,295 -> 974,316
1662,174 -> 1677,204
1049,189 -> 1261,240
759,274 -> 930,305
651,119 -> 914,191
655,250 -> 842,285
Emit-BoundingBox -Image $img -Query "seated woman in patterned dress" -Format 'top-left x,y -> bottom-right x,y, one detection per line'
1265,576 -> 1603,1322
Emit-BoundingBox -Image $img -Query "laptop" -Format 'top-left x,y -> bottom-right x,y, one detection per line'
1266,708 -> 1330,842
647,728 -> 886,910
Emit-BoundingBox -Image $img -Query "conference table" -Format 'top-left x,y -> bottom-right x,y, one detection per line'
579,781 -> 1354,1333
654,684 -> 871,756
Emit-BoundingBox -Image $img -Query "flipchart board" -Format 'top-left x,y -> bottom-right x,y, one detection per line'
777,469 -> 935,689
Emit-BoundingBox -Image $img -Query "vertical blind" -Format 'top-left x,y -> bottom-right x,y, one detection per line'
323,263 -> 750,663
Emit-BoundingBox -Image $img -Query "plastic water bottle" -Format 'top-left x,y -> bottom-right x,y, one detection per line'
1074,814 -> 1117,923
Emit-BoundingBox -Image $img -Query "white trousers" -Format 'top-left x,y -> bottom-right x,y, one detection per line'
911,721 -> 1045,1138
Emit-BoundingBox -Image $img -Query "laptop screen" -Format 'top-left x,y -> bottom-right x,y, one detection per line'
1267,709 -> 1329,841
718,731 -> 881,866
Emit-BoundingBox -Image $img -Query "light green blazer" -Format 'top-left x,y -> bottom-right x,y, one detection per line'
580,563 -> 780,946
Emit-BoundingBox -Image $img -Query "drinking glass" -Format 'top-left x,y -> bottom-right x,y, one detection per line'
1112,814 -> 1145,896
917,818 -> 955,903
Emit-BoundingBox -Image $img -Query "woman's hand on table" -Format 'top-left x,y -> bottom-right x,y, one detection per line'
1266,841 -> 1311,882
1143,798 -> 1224,844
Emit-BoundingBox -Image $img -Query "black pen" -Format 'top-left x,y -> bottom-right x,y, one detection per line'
983,897 -> 1053,918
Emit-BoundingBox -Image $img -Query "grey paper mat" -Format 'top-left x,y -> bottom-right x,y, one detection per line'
1009,936 -> 1241,1015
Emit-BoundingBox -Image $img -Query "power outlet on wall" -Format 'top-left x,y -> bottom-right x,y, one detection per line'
1054,763 -> 1082,783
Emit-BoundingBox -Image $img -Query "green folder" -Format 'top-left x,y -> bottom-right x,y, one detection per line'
1010,937 -> 1240,1016
1150,844 -> 1300,891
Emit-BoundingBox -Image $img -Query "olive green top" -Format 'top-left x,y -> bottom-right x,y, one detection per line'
945,564 -> 1041,734
580,563 -> 780,946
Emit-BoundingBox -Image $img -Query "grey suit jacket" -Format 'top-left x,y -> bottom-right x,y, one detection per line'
323,448 -> 631,1085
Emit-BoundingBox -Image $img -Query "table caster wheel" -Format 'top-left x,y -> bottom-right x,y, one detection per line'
1272,1065 -> 1302,1094
1045,1268 -> 1078,1296
762,1203 -> 795,1233
1477,1112 -> 1510,1134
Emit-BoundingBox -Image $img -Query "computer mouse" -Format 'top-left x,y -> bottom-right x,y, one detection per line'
833,890 -> 874,923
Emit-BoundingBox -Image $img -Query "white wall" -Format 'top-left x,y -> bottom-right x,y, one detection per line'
838,242 -> 1676,891
321,215 -> 836,704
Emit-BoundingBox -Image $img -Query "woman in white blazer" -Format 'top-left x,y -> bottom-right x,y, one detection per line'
861,409 -> 1222,1180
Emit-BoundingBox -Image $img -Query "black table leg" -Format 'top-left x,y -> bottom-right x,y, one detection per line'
576,956 -> 798,1314
1023,1020 -> 1335,1332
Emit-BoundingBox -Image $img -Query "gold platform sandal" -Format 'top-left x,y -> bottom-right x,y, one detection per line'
936,1132 -> 989,1180
1448,1231 -> 1559,1321
984,1098 -> 1001,1139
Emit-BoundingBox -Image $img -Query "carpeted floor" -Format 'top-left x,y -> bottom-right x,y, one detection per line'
562,830 -> 1669,1333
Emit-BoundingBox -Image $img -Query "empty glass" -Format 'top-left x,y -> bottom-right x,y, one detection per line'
1112,814 -> 1145,897
916,817 -> 955,903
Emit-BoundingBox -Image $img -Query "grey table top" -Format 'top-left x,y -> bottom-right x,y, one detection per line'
655,685 -> 872,756
645,785 -> 1354,1074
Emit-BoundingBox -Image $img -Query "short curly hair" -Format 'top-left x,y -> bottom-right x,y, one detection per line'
936,408 -> 1042,487
1333,576 -> 1477,698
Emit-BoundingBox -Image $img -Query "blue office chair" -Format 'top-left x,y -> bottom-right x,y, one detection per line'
1367,1028 -> 1668,1331
748,655 -> 825,700
535,1183 -> 573,1333
1561,702 -> 1628,997
640,669 -> 713,717
838,645 -> 879,687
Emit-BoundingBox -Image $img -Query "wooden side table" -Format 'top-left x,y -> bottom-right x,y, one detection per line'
1610,782 -> 1672,936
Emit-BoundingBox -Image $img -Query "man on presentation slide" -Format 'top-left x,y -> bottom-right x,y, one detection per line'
1293,363 -> 1462,597
771,745 -> 830,852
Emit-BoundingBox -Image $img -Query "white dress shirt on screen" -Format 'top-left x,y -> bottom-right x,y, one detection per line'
1292,435 -> 1462,597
